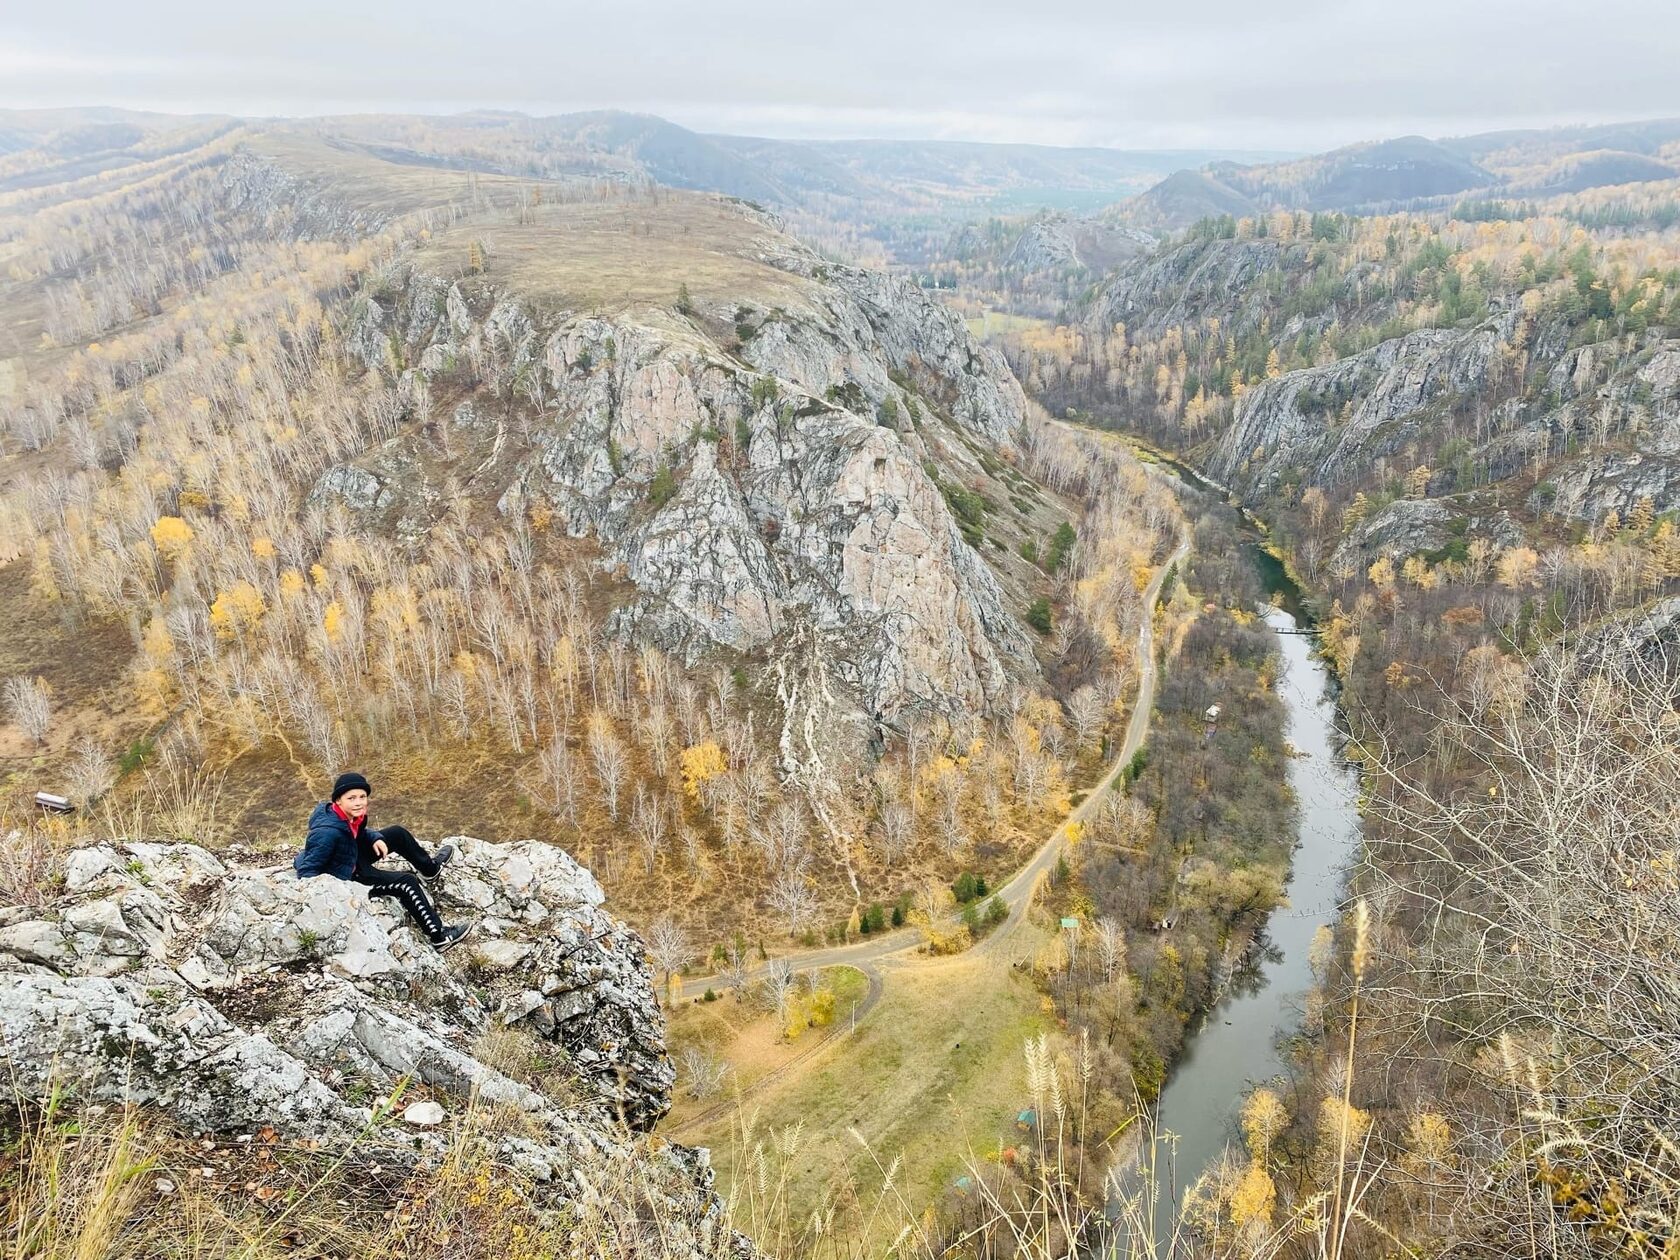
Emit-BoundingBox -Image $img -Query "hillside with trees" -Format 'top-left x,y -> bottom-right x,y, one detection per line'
973,154 -> 1680,1255
0,118 -> 1181,964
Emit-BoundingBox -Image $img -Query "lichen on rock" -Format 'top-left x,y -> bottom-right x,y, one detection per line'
0,835 -> 731,1249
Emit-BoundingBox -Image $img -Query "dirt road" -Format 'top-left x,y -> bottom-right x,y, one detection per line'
675,534 -> 1189,1001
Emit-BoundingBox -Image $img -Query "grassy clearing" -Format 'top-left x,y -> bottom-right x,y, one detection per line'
416,201 -> 807,315
689,934 -> 1051,1251
666,965 -> 870,1126
964,309 -> 1055,340
246,133 -> 810,315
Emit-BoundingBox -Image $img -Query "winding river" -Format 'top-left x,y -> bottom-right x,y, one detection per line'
1150,605 -> 1360,1211
1132,471 -> 1364,1239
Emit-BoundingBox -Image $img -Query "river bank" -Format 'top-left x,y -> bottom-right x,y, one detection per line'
1146,604 -> 1362,1218
1125,460 -> 1364,1241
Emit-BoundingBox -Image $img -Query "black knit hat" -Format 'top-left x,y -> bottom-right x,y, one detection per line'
330,771 -> 372,801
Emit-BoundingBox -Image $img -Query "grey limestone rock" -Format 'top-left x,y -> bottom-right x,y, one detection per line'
314,259 -> 1044,772
0,836 -> 715,1236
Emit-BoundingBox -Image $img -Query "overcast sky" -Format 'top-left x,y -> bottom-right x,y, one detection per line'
2,1 -> 1675,152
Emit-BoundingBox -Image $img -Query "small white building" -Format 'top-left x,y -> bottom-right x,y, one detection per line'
1204,703 -> 1222,723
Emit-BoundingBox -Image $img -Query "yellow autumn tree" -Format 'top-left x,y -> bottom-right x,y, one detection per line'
140,618 -> 174,666
1495,545 -> 1540,589
150,515 -> 194,560
1652,519 -> 1680,576
1341,492 -> 1370,532
1401,1110 -> 1455,1176
1228,1161 -> 1276,1229
1316,1096 -> 1373,1168
1401,554 -> 1438,589
1241,1088 -> 1288,1164
209,582 -> 266,640
679,740 -> 727,800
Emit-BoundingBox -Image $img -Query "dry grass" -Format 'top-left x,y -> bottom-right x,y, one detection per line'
964,310 -> 1056,340
415,200 -> 809,315
686,937 -> 1052,1253
242,132 -> 539,219
1,1083 -> 747,1260
242,131 -> 810,316
665,965 -> 870,1125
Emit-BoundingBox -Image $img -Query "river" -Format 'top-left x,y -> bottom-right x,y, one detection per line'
1123,474 -> 1363,1242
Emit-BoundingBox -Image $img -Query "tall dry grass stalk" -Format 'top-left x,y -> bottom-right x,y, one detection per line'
1325,898 -> 1369,1260
98,747 -> 226,847
4,1085 -> 155,1260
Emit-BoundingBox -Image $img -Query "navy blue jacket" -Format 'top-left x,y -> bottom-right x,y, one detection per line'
294,801 -> 367,880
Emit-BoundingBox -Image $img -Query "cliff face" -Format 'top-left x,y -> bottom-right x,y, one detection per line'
1209,324 -> 1507,491
314,229 -> 1046,767
1087,231 -> 1680,530
1092,237 -> 1307,342
1209,321 -> 1680,522
0,837 -> 739,1254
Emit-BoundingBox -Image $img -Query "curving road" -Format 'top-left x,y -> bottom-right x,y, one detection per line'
675,533 -> 1190,1003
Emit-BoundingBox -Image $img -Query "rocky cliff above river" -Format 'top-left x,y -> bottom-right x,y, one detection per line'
1088,231 -> 1680,533
308,212 -> 1061,769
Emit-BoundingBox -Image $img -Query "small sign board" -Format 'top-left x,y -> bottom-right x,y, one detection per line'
1059,916 -> 1078,930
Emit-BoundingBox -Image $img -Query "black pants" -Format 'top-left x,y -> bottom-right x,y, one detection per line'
353,825 -> 446,940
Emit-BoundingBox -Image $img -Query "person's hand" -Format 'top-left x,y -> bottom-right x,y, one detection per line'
373,838 -> 390,858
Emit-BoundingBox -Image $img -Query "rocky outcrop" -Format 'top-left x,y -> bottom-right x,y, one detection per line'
1093,237 -> 1311,343
1532,451 -> 1680,523
0,836 -> 728,1248
1004,214 -> 1154,274
1202,324 -> 1680,520
1328,498 -> 1526,573
1209,324 -> 1508,493
1577,596 -> 1680,674
1092,225 -> 1680,529
312,247 -> 1043,766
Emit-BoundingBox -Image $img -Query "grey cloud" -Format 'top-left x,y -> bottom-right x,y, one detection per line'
1,0 -> 1674,149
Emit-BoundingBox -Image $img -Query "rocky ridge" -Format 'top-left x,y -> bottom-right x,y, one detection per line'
1211,320 -> 1680,524
0,836 -> 736,1252
1003,213 -> 1155,274
1090,234 -> 1680,531
312,221 -> 1059,769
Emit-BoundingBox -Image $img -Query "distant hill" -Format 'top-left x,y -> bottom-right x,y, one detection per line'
264,109 -> 1286,219
538,111 -> 792,202
1224,134 -> 1492,209
1116,169 -> 1261,231
720,137 -> 1290,207
1112,118 -> 1680,230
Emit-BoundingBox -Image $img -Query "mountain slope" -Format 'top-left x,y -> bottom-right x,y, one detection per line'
1000,200 -> 1680,594
1112,118 -> 1680,230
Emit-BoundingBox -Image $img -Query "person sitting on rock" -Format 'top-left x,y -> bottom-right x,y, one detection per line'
293,772 -> 474,952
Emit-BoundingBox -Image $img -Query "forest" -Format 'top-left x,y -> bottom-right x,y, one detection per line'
981,186 -> 1680,1257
